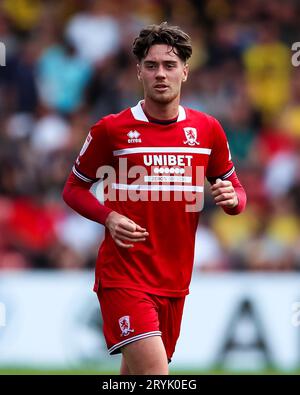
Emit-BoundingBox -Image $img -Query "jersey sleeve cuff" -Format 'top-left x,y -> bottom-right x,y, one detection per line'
207,166 -> 235,183
72,165 -> 98,183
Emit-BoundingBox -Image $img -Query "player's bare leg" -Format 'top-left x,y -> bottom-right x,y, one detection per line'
120,355 -> 132,375
121,336 -> 169,375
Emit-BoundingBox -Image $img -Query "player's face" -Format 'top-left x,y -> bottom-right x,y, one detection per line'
137,44 -> 188,105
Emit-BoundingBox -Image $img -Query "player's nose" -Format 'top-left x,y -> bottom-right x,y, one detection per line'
155,65 -> 166,79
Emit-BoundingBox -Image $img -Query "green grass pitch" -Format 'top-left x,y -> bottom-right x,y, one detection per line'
0,367 -> 300,375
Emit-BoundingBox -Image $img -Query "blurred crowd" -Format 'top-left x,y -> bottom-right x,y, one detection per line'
0,0 -> 300,272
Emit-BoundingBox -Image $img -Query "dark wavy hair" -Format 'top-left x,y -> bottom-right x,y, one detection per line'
132,22 -> 192,63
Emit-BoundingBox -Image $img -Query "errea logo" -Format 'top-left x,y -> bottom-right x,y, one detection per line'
127,130 -> 142,144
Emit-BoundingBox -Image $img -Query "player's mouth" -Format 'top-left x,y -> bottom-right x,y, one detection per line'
154,84 -> 169,92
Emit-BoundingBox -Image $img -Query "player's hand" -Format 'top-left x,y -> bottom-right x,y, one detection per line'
210,178 -> 238,208
105,211 -> 149,248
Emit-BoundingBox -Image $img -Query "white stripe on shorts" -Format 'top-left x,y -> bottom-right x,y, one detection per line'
108,331 -> 162,354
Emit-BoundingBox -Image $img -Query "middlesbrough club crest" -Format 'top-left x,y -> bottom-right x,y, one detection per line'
183,127 -> 199,146
119,315 -> 134,337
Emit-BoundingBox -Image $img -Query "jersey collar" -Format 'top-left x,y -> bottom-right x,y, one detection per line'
131,100 -> 186,123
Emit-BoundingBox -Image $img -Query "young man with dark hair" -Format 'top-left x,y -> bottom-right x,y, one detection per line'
63,22 -> 246,375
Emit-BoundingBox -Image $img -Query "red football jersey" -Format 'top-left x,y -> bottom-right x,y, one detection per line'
73,101 -> 234,297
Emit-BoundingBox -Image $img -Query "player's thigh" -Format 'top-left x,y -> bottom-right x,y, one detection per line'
120,355 -> 131,375
121,335 -> 169,375
97,287 -> 161,355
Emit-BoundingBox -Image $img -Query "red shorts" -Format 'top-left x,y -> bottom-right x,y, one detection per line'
97,287 -> 186,361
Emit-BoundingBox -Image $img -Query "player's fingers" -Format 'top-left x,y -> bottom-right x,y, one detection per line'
113,236 -> 134,248
212,187 -> 234,197
118,234 -> 146,243
211,178 -> 223,188
119,220 -> 149,235
116,229 -> 148,239
216,198 -> 235,207
135,224 -> 148,233
211,179 -> 231,190
211,183 -> 232,192
115,226 -> 147,237
211,186 -> 234,197
214,193 -> 234,202
118,218 -> 137,232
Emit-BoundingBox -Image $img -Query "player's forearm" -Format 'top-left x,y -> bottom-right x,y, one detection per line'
62,172 -> 113,225
222,172 -> 247,215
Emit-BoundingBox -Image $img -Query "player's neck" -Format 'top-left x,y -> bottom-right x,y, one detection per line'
142,98 -> 179,121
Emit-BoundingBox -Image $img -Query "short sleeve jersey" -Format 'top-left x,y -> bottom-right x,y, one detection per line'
73,101 -> 234,297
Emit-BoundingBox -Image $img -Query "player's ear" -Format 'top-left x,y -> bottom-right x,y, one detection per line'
182,63 -> 189,82
137,63 -> 142,81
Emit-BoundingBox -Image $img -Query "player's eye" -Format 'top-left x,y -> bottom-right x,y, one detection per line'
145,63 -> 156,69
